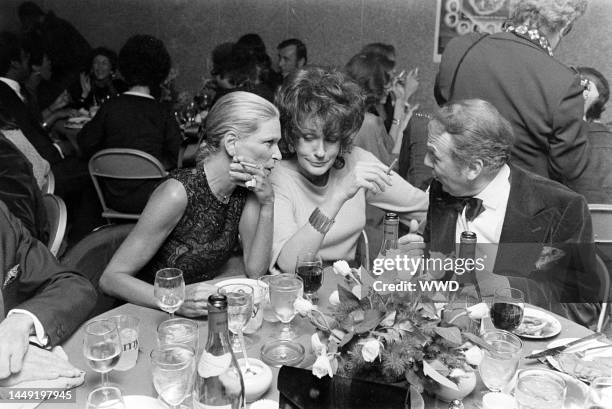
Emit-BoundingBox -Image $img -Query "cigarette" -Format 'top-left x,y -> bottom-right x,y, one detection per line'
386,158 -> 398,175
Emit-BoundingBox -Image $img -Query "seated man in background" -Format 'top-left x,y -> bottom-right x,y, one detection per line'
277,38 -> 307,79
0,200 -> 96,383
422,99 -> 599,327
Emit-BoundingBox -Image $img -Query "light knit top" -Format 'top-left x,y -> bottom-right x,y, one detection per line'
270,147 -> 428,268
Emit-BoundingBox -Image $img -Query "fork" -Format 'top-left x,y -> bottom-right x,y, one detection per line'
574,344 -> 612,358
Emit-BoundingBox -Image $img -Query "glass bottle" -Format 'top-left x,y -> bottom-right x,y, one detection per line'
193,294 -> 245,409
374,213 -> 400,281
457,231 -> 481,301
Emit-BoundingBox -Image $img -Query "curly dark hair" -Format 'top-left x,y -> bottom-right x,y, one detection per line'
275,66 -> 366,158
90,47 -> 118,72
345,52 -> 394,109
118,35 -> 171,89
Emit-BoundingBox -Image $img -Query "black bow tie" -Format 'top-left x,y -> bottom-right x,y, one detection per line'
442,195 -> 485,222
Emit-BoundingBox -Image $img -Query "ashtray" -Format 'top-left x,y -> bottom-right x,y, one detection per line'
260,340 -> 305,367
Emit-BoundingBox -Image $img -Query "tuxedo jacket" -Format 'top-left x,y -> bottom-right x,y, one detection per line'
0,201 -> 96,345
0,82 -> 62,165
424,166 -> 599,325
435,32 -> 590,185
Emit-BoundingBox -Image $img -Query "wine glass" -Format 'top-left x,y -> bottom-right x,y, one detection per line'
155,268 -> 185,319
150,344 -> 195,409
218,284 -> 254,352
589,377 -> 612,409
86,386 -> 125,409
83,319 -> 122,386
295,252 -> 323,303
478,329 -> 522,392
490,287 -> 524,332
269,274 -> 303,340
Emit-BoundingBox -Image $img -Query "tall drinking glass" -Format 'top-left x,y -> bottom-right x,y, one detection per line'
478,329 -> 522,392
157,318 -> 199,352
295,252 -> 323,303
86,386 -> 125,409
269,274 -> 303,340
155,268 -> 185,319
589,377 -> 612,409
150,344 -> 195,409
83,319 -> 122,386
217,284 -> 253,352
490,287 -> 524,332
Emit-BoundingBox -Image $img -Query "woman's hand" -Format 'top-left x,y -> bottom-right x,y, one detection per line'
392,67 -> 419,103
335,161 -> 393,202
49,90 -> 71,112
79,73 -> 91,99
229,156 -> 274,205
177,282 -> 217,317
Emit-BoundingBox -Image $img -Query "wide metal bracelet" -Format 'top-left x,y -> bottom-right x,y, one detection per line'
308,207 -> 335,234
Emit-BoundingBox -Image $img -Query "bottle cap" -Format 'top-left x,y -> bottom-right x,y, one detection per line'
384,212 -> 399,223
482,392 -> 516,409
208,294 -> 227,311
460,231 -> 477,240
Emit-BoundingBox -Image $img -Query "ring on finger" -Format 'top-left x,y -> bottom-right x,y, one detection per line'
246,175 -> 257,189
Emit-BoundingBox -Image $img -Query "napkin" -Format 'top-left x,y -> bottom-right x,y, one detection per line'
1,346 -> 85,409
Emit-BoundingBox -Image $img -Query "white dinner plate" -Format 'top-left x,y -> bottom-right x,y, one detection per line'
215,277 -> 267,301
513,307 -> 561,339
123,395 -> 165,408
545,337 -> 612,373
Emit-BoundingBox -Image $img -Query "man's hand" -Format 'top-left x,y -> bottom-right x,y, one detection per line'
0,346 -> 84,386
178,282 -> 217,317
0,314 -> 34,379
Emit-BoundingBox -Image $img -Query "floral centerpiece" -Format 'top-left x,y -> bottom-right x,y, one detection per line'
294,261 -> 488,403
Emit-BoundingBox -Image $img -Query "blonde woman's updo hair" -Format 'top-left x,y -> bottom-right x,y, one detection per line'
510,0 -> 587,34
198,91 -> 279,159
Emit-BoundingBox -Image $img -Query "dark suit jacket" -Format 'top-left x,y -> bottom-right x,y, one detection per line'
0,201 -> 96,345
435,32 -> 590,184
0,82 -> 62,165
424,166 -> 599,326
0,133 -> 48,242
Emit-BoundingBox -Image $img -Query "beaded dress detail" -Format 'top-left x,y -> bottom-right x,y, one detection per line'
142,165 -> 247,284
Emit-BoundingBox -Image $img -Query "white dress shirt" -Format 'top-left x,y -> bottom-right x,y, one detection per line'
455,164 -> 511,271
0,77 -> 25,101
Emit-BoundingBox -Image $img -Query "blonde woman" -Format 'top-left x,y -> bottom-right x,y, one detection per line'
100,91 -> 281,316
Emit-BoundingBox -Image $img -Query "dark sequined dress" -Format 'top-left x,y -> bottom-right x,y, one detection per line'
141,165 -> 247,284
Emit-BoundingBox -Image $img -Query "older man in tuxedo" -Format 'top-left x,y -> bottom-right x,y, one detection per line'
0,200 -> 96,384
421,99 -> 599,327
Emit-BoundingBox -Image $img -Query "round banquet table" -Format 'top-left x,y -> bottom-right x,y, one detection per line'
41,271 -> 596,408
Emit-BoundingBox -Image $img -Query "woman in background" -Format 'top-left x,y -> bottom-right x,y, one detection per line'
100,91 -> 281,317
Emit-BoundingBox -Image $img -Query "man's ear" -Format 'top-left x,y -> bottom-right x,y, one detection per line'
223,132 -> 238,156
465,159 -> 483,181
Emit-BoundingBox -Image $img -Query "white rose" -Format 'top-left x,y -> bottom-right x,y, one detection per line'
467,303 -> 489,320
311,333 -> 325,356
333,260 -> 352,277
463,345 -> 482,366
328,290 -> 340,306
293,297 -> 314,315
312,354 -> 334,379
361,339 -> 381,362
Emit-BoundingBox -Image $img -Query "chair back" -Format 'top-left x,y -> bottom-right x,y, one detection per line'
589,204 -> 612,332
88,149 -> 168,221
42,193 -> 67,257
41,170 -> 55,194
61,223 -> 135,317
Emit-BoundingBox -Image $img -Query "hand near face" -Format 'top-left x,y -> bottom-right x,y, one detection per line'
229,155 -> 275,205
79,72 -> 91,97
177,282 -> 218,317
335,161 -> 393,202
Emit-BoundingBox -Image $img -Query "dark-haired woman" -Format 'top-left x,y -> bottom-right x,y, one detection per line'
78,35 -> 181,213
270,67 -> 427,273
70,47 -> 127,110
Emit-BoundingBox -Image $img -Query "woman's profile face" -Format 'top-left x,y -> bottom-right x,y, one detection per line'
293,117 -> 341,182
92,55 -> 113,81
233,118 -> 282,172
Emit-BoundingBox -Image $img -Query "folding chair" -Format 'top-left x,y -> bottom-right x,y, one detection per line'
42,193 -> 67,256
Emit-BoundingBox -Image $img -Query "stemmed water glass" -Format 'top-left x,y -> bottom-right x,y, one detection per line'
86,386 -> 125,409
269,274 -> 303,341
295,252 -> 323,303
155,268 -> 185,319
83,319 -> 122,387
150,344 -> 195,409
218,284 -> 254,353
